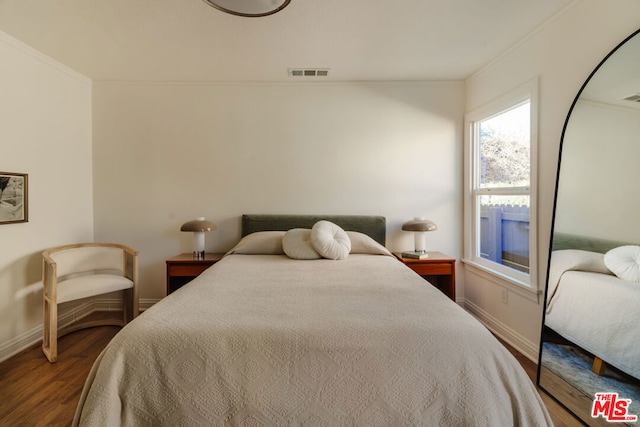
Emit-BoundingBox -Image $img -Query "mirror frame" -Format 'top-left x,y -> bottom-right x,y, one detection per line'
537,27 -> 640,426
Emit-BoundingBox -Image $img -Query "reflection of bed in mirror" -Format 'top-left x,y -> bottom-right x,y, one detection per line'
540,234 -> 640,426
543,233 -> 640,381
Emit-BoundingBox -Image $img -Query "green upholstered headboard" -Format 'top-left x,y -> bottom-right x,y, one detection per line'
241,214 -> 386,246
552,232 -> 636,254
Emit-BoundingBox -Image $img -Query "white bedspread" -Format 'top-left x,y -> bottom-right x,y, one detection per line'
74,254 -> 551,426
546,250 -> 640,379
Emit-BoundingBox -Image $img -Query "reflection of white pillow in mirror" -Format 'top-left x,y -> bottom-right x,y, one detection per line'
604,245 -> 640,282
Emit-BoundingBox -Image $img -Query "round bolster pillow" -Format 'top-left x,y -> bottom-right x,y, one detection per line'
310,220 -> 351,260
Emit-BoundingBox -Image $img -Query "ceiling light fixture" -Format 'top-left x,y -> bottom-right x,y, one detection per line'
202,0 -> 291,17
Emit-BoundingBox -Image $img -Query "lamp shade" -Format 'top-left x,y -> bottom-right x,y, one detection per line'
180,218 -> 217,232
401,218 -> 437,232
180,217 -> 217,259
202,0 -> 291,17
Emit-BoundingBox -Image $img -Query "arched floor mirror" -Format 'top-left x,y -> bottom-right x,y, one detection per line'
537,28 -> 640,426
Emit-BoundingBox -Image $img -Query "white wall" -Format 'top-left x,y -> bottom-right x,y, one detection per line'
0,32 -> 93,357
92,81 -> 464,300
464,0 -> 640,359
555,100 -> 640,242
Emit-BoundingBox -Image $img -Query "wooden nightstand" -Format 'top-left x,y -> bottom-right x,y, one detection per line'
165,253 -> 224,295
394,252 -> 456,301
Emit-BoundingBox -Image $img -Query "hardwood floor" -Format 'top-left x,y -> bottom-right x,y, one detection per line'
0,325 -> 119,427
0,325 -> 583,426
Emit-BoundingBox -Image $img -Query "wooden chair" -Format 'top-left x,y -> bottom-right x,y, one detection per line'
42,243 -> 139,363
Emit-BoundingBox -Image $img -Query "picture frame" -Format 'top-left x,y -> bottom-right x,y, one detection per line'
0,172 -> 28,224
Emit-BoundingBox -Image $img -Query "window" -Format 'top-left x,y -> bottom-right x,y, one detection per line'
464,80 -> 538,289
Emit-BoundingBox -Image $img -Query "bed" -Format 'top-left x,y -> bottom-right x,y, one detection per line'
545,233 -> 640,379
73,214 -> 551,426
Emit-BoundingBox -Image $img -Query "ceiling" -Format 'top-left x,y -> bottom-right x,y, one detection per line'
0,0 -> 575,82
580,29 -> 640,110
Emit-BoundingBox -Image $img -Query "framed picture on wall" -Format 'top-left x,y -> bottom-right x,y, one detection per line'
0,172 -> 28,224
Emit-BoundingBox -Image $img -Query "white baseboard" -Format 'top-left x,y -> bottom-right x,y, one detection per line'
463,299 -> 540,363
0,298 -> 160,363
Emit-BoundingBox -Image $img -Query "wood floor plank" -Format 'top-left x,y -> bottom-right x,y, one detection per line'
0,324 -> 119,427
0,321 -> 582,426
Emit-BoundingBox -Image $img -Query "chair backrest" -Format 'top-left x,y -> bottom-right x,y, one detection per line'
44,243 -> 134,278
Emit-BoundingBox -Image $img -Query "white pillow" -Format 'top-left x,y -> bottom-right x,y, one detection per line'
226,231 -> 285,255
283,229 -> 321,260
346,231 -> 391,256
311,220 -> 351,260
604,245 -> 640,282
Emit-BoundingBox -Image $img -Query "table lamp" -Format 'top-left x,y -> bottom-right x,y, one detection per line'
402,217 -> 437,259
180,217 -> 217,259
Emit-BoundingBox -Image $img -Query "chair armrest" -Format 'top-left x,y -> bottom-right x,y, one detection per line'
122,247 -> 139,284
42,256 -> 57,299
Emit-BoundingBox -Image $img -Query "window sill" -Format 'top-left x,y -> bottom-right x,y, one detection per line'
461,258 -> 543,304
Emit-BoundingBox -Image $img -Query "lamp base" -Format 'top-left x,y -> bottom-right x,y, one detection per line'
192,250 -> 206,259
401,250 -> 430,260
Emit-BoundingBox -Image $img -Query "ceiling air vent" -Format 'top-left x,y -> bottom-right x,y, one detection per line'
622,93 -> 640,103
288,68 -> 330,77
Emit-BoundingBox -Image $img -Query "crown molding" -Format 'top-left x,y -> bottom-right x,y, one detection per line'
0,30 -> 91,85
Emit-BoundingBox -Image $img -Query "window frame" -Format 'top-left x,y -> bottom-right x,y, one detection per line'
463,79 -> 539,293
